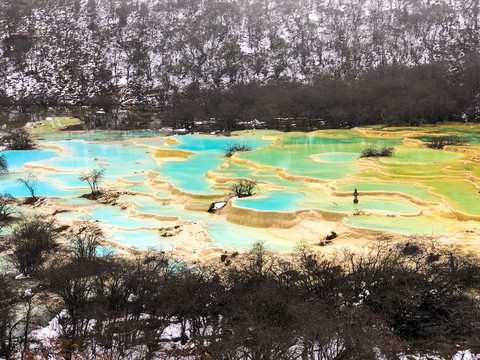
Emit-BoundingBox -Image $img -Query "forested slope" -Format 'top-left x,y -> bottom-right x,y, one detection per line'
1,0 -> 478,110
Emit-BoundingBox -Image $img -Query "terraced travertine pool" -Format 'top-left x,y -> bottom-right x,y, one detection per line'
2,124 -> 480,253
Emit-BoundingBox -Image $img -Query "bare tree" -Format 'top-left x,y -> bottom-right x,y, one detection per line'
46,259 -> 98,358
0,193 -> 13,233
16,172 -> 38,201
0,274 -> 20,359
0,154 -> 7,173
20,292 -> 34,360
79,168 -> 105,196
71,223 -> 103,259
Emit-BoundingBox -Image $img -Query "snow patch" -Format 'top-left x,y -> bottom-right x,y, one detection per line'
212,201 -> 227,210
15,273 -> 30,280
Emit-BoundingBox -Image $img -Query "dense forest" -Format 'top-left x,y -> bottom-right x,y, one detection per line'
0,0 -> 479,129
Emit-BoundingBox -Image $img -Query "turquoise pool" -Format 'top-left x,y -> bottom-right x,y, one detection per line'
2,127 -> 478,251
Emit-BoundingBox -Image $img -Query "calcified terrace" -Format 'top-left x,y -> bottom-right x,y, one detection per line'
2,123 -> 480,259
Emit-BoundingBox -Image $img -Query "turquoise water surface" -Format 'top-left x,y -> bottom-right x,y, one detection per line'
345,215 -> 459,235
157,135 -> 272,194
106,229 -> 173,251
206,221 -> 296,252
234,189 -> 422,215
0,176 -> 83,198
62,205 -> 173,229
35,140 -> 158,181
1,128 -> 477,251
2,149 -> 58,172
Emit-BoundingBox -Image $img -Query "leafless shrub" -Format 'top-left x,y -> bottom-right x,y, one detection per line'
1,129 -> 34,150
17,236 -> 480,357
230,179 -> 258,198
223,142 -> 252,157
425,135 -> 465,149
9,216 -> 58,274
359,145 -> 395,158
0,193 -> 13,221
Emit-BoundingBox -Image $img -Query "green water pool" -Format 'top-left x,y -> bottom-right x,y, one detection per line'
335,180 -> 440,203
345,215 -> 461,235
2,127 -> 480,251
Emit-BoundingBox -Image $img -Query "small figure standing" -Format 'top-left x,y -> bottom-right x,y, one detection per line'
353,188 -> 359,204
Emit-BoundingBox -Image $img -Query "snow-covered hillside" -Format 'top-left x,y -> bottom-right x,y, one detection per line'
0,0 -> 478,105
